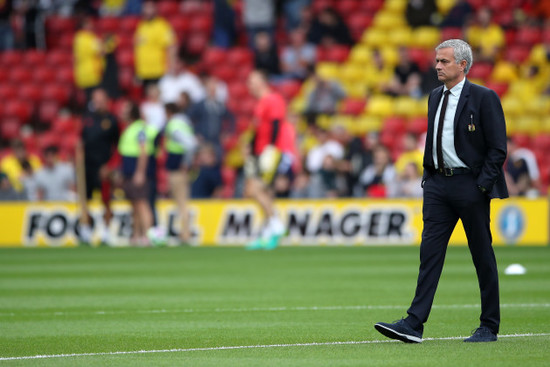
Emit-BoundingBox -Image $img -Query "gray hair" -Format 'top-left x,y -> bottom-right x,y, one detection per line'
436,39 -> 473,75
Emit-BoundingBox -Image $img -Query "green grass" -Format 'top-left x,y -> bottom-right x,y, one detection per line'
0,246 -> 549,366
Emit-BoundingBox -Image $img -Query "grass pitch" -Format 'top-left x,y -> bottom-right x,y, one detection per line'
0,245 -> 549,366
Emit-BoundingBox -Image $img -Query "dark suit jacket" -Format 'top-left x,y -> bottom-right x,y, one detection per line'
423,79 -> 509,199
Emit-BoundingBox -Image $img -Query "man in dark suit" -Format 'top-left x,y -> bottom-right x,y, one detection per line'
374,39 -> 508,343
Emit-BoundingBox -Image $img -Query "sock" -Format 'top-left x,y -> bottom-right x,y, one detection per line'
80,224 -> 92,243
268,216 -> 285,236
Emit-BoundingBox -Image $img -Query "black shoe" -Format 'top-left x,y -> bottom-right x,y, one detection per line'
374,319 -> 423,343
464,326 -> 498,342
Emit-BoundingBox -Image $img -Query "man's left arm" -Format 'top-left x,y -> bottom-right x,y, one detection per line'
477,89 -> 507,193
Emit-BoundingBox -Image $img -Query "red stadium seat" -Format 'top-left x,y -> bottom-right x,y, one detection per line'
0,50 -> 23,66
97,16 -> 119,34
532,134 -> 550,153
116,47 -> 135,69
312,0 -> 334,13
119,16 -> 140,34
0,68 -> 7,83
157,1 -> 180,17
514,27 -> 542,47
57,33 -> 74,50
346,13 -> 373,40
512,133 -> 531,148
38,100 -> 60,124
186,33 -> 209,55
467,62 -> 493,81
226,47 -> 254,67
41,84 -> 71,105
167,15 -> 189,34
0,118 -> 21,141
4,100 -> 33,122
52,115 -> 78,134
211,64 -> 236,82
18,83 -> 42,104
340,98 -> 366,115
46,50 -> 72,67
382,117 -> 407,135
0,84 -> 17,100
505,45 -> 530,64
189,14 -> 213,34
440,27 -> 463,42
9,67 -> 33,83
227,82 -> 249,100
33,66 -> 56,84
317,45 -> 350,63
275,80 -> 302,100
45,16 -> 75,34
23,50 -> 47,66
359,0 -> 384,12
56,66 -> 74,85
484,81 -> 509,97
118,67 -> 135,91
202,47 -> 228,69
408,117 -> 428,135
335,0 -> 361,15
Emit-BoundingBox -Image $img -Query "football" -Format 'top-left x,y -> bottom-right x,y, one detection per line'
147,226 -> 168,247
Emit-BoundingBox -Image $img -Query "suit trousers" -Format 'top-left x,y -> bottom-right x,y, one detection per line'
406,172 -> 500,334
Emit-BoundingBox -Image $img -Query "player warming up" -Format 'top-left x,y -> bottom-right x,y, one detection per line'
244,70 -> 294,250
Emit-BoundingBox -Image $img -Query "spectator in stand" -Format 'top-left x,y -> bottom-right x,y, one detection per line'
0,172 -> 25,201
74,17 -> 104,103
282,0 -> 312,31
505,138 -> 540,197
332,125 -> 370,197
159,58 -> 206,104
307,7 -> 353,46
141,84 -> 166,133
118,101 -> 158,246
305,125 -> 345,198
359,144 -> 396,197
242,0 -> 276,49
0,139 -> 41,194
20,160 -> 38,201
0,0 -> 14,51
34,146 -> 76,201
405,0 -> 438,28
80,88 -> 120,244
394,132 -> 424,177
253,31 -> 280,78
383,47 -> 423,98
387,162 -> 424,198
134,0 -> 176,90
188,75 -> 235,159
191,143 -> 223,199
304,67 -> 346,115
213,0 -> 237,48
466,7 -> 505,63
440,0 -> 473,28
281,27 -> 317,81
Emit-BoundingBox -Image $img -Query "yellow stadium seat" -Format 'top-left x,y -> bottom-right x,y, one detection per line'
541,116 -> 550,133
393,96 -> 421,118
340,64 -> 365,83
525,96 -> 550,117
528,44 -> 549,66
361,28 -> 388,48
506,80 -> 537,103
505,116 -> 517,135
289,96 -> 306,114
365,94 -> 394,118
342,81 -> 368,99
436,0 -> 457,15
349,45 -> 372,64
316,62 -> 341,80
384,0 -> 408,13
373,11 -> 407,30
411,27 -> 441,49
501,96 -> 525,118
490,61 -> 519,83
380,46 -> 400,68
514,116 -> 541,135
354,114 -> 383,135
387,27 -> 413,47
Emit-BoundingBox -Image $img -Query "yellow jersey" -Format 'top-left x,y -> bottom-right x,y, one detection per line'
0,154 -> 42,192
134,17 -> 175,79
73,30 -> 104,88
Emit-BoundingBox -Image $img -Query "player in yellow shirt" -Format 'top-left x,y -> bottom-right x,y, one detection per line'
73,17 -> 104,101
466,8 -> 505,62
134,0 -> 177,89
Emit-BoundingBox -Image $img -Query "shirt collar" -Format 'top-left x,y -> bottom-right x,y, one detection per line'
443,77 -> 466,97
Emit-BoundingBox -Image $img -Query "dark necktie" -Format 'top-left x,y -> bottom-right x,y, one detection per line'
436,90 -> 451,170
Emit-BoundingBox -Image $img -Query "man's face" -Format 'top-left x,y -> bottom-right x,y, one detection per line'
435,47 -> 465,86
247,72 -> 262,98
92,90 -> 108,112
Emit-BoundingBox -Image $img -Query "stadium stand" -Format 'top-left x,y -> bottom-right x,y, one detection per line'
0,0 -> 549,197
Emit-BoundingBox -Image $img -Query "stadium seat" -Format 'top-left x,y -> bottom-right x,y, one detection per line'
373,11 -> 407,30
387,27 -> 413,47
0,118 -> 21,141
312,0 -> 334,14
23,50 -> 47,66
490,61 -> 519,83
185,33 -> 209,55
41,84 -> 71,105
514,26 -> 542,47
0,84 -> 18,100
18,83 -> 42,104
440,27 -> 463,42
0,50 -> 23,66
46,50 -> 72,67
317,45 -> 350,63
352,115 -> 382,135
9,67 -> 32,83
116,47 -> 135,69
359,0 -> 385,13
276,80 -> 302,100
227,82 -> 249,100
365,95 -> 394,118
97,17 -> 119,34
411,27 -> 441,49
167,15 -> 189,34
346,13 -> 373,41
335,0 -> 361,16
157,0 -> 180,17
211,64 -> 237,82
467,62 -> 493,81
361,28 -> 388,48
45,16 -> 75,34
532,134 -> 550,153
119,16 -> 140,34
38,100 -> 60,124
382,116 -> 407,135
202,47 -> 228,69
226,47 -> 254,67
484,81 -> 509,97
56,66 -> 74,85
4,100 -> 33,122
407,116 -> 428,135
504,45 -> 530,64
189,14 -> 213,34
33,66 -> 56,84
393,96 -> 421,118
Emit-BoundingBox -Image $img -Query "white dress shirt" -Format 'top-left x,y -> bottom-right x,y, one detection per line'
432,77 -> 468,169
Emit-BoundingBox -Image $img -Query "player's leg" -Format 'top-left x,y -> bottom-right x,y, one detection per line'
168,170 -> 191,244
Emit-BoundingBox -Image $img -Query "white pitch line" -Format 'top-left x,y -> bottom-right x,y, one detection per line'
1,303 -> 549,318
0,333 -> 548,362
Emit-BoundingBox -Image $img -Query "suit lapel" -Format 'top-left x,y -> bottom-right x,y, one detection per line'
454,79 -> 470,130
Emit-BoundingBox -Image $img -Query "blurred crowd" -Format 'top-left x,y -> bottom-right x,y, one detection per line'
1,0 -> 549,203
